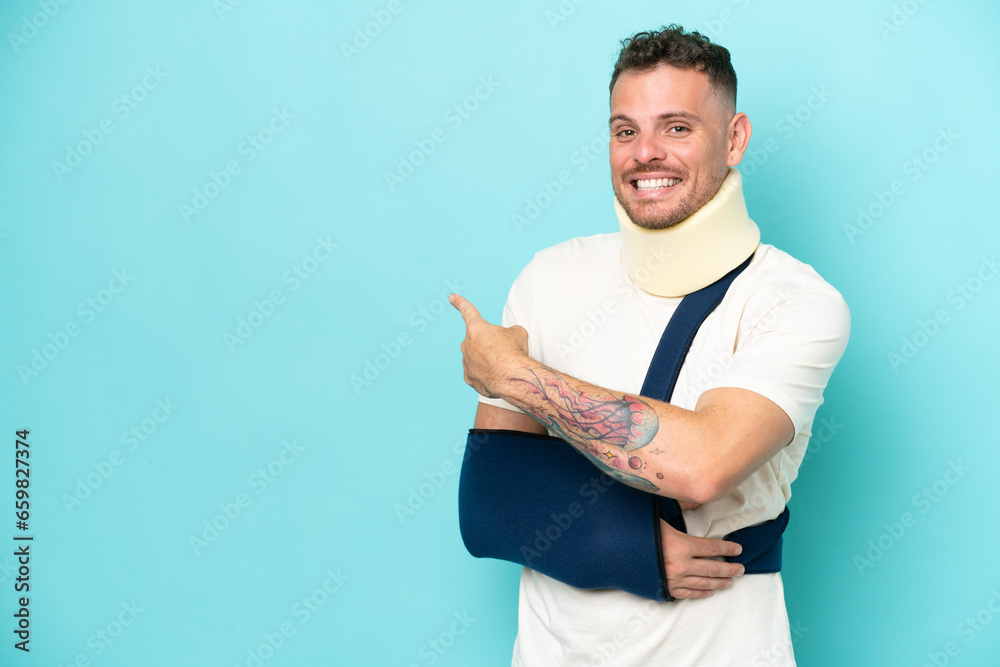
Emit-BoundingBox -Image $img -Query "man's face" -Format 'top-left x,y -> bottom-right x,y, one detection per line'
609,64 -> 742,229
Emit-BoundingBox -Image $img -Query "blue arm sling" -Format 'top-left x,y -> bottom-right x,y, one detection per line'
458,252 -> 790,601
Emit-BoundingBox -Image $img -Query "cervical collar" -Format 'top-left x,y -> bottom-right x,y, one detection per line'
616,167 -> 760,297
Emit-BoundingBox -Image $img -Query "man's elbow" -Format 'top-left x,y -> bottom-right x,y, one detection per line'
683,481 -> 725,506
649,457 -> 727,505
683,465 -> 740,505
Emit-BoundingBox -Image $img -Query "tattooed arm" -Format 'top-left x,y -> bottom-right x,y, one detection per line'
451,294 -> 793,504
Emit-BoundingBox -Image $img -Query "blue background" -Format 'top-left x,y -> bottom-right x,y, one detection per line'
1,1 -> 998,665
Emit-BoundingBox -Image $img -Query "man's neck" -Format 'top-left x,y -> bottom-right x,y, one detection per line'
617,168 -> 760,297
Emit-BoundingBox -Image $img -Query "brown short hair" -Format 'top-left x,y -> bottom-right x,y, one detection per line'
609,25 -> 737,109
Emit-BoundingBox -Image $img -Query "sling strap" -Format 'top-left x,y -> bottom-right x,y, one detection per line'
459,251 -> 789,601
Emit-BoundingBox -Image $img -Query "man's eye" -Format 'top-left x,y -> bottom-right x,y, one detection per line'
616,129 -> 635,137
667,126 -> 689,134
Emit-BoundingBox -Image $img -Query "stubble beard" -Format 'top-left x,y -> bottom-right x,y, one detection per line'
612,165 -> 728,230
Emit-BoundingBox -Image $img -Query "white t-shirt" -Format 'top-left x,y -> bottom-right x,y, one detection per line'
478,233 -> 851,666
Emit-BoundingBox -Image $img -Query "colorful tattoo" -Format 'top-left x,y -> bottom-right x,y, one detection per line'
511,367 -> 661,490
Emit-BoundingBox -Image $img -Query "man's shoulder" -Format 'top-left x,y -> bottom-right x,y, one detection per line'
733,243 -> 851,336
744,243 -> 847,301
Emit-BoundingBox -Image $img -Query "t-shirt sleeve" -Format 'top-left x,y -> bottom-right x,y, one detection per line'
708,289 -> 851,436
477,258 -> 537,415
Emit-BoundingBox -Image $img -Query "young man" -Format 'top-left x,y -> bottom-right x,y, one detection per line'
451,25 -> 850,665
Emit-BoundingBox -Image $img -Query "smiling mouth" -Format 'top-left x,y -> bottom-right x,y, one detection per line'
632,177 -> 681,191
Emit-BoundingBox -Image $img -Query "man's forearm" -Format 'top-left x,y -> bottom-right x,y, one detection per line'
449,292 -> 793,505
498,360 -> 709,501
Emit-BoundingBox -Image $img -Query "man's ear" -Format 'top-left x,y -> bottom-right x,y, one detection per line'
725,112 -> 752,167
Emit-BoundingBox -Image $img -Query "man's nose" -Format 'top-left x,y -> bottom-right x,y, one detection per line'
632,132 -> 667,163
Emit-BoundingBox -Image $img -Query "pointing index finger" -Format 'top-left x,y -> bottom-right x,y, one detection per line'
448,294 -> 481,323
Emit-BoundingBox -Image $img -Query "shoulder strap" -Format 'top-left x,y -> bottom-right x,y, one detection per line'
635,251 -> 789,599
640,252 -> 754,402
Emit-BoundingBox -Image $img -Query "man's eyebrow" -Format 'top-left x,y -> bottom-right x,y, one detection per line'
608,113 -> 635,127
608,111 -> 703,126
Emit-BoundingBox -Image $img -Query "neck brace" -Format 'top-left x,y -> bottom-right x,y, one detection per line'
616,167 -> 760,297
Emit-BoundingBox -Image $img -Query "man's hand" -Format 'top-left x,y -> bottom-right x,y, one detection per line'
450,294 -> 530,399
660,519 -> 745,599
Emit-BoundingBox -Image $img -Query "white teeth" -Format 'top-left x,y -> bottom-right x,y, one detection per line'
635,177 -> 680,190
